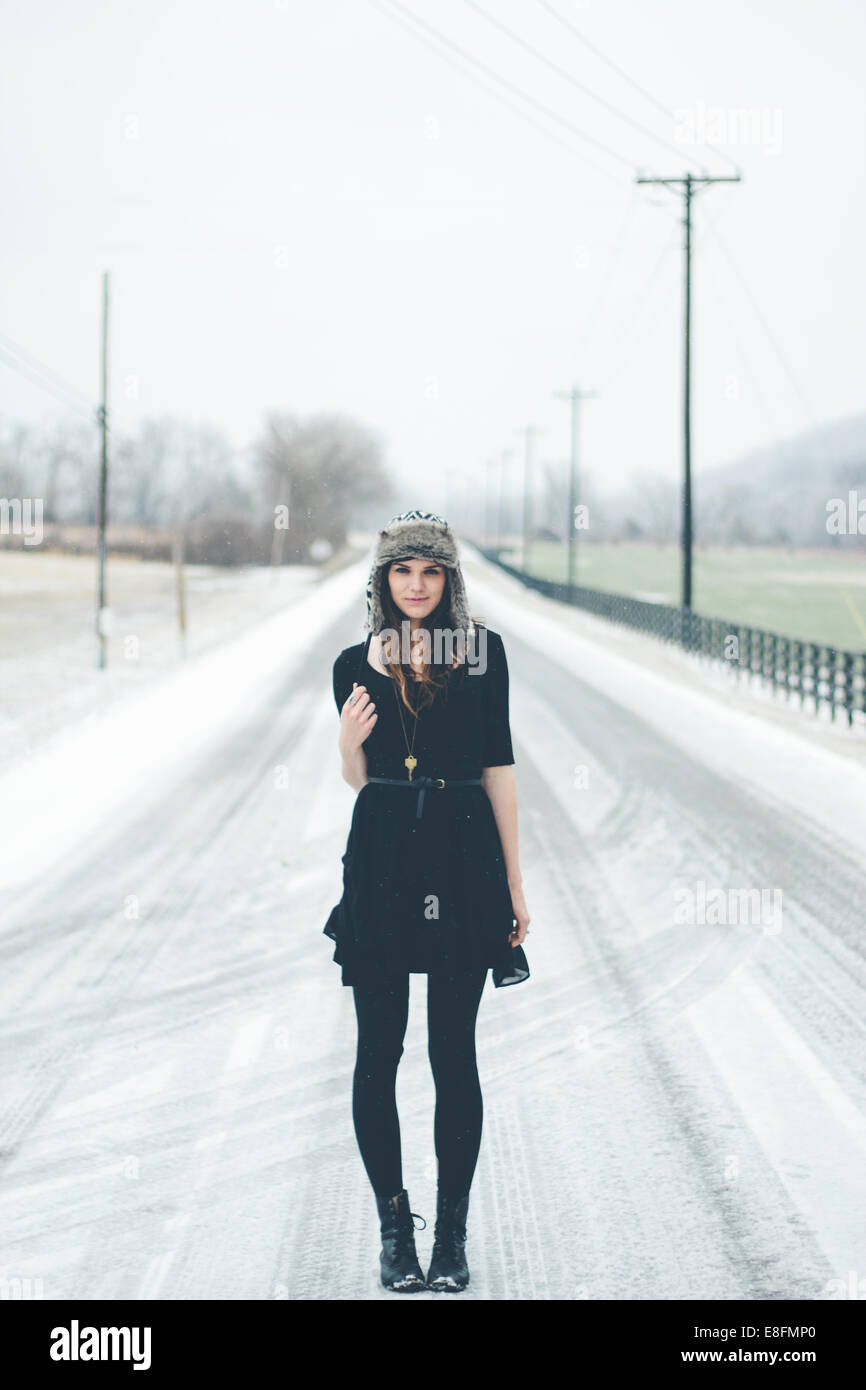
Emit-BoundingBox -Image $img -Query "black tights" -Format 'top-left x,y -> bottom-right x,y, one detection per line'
351,965 -> 488,1200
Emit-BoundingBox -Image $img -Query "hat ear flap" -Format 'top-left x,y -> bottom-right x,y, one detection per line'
365,559 -> 389,634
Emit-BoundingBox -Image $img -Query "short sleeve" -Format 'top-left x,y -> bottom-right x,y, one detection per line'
479,629 -> 515,769
333,649 -> 354,715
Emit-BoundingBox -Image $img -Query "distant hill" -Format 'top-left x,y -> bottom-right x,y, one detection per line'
694,411 -> 866,544
592,411 -> 866,546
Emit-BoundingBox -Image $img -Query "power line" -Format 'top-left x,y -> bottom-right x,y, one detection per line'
0,343 -> 96,421
571,182 -> 642,372
691,178 -> 738,245
698,214 -> 816,428
589,218 -> 680,383
535,0 -> 741,174
370,0 -> 636,175
463,0 -> 711,170
369,0 -> 680,225
691,194 -> 786,437
595,261 -> 679,391
368,0 -> 621,183
691,205 -> 788,445
0,329 -> 94,410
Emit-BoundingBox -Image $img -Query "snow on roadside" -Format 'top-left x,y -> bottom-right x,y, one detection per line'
0,561 -> 366,895
461,545 -> 866,863
0,556 -> 319,770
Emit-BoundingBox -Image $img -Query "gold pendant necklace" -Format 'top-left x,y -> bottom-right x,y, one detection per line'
380,630 -> 423,780
389,633 -> 423,780
394,682 -> 420,780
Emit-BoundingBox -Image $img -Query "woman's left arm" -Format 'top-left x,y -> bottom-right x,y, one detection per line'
481,765 -> 530,945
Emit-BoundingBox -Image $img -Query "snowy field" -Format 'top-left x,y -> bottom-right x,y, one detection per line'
1,545 -> 865,1300
0,550 -> 327,772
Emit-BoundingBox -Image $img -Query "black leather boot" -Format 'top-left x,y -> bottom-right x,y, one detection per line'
426,1188 -> 470,1292
374,1188 -> 427,1292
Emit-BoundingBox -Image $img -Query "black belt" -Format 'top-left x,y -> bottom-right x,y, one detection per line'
367,775 -> 483,820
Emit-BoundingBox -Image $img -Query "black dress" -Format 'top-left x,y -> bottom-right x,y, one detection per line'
323,625 -> 530,989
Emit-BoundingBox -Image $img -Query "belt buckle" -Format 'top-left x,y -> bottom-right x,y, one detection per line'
435,778 -> 446,789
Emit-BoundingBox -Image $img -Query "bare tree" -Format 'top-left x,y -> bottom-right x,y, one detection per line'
252,410 -> 392,562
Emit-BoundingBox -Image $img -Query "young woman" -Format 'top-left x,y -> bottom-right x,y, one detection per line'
323,509 -> 531,1294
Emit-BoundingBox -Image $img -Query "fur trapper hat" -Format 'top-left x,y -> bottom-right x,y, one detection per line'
364,509 -> 472,636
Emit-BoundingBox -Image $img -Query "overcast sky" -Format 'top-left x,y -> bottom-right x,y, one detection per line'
1,0 -> 864,515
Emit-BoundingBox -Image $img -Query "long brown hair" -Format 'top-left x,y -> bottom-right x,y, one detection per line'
377,563 -> 483,715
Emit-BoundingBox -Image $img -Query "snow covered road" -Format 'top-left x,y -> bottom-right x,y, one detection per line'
2,552 -> 865,1300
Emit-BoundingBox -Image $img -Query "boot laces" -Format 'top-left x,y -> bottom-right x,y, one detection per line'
433,1204 -> 467,1262
433,1225 -> 463,1261
394,1209 -> 426,1259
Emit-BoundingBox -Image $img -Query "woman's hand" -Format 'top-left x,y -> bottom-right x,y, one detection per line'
508,879 -> 530,947
339,683 -> 377,754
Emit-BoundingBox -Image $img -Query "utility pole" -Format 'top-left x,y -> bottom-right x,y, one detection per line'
554,384 -> 596,592
96,270 -> 110,669
515,425 -> 543,575
173,524 -> 188,657
635,170 -> 740,610
497,446 -> 513,552
270,471 -> 291,576
484,455 -> 498,545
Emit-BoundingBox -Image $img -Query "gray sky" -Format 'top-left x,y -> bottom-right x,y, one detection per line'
2,0 -> 864,511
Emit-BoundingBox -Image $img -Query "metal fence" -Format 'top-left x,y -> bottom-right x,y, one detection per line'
478,547 -> 866,729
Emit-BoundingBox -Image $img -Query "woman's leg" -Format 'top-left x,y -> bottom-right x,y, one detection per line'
426,964 -> 488,1196
351,970 -> 411,1200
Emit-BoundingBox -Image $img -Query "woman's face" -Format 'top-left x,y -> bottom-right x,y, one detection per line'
387,556 -> 446,625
